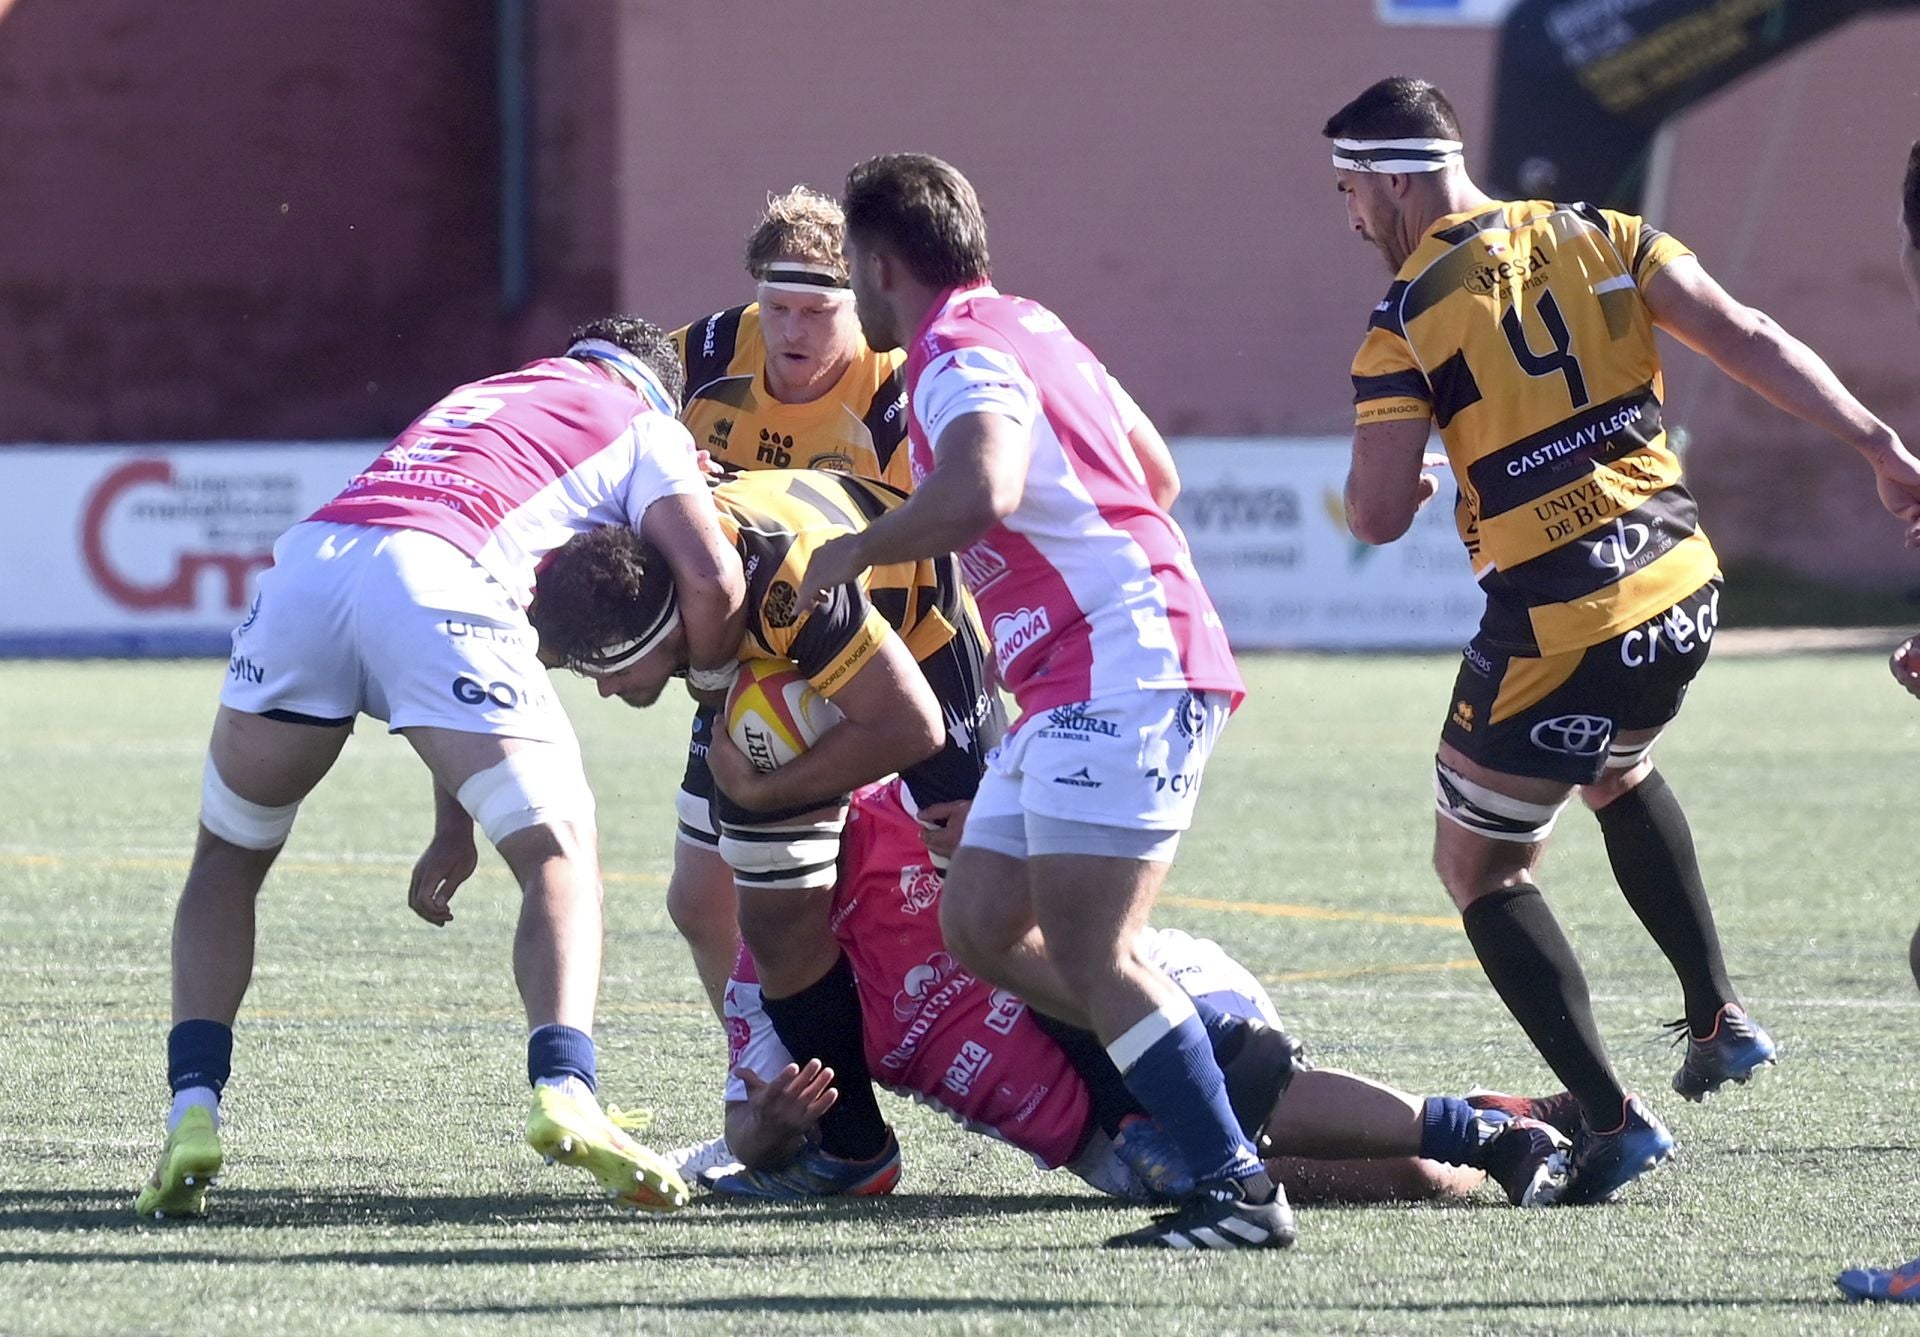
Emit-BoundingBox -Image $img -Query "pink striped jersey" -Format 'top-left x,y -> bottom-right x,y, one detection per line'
307,356 -> 705,604
725,781 -> 1091,1170
905,285 -> 1243,717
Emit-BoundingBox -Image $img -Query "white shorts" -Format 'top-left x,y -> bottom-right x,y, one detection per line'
221,521 -> 574,744
957,690 -> 1230,862
1069,926 -> 1281,1197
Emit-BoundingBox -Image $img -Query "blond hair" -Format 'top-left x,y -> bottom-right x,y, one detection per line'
744,185 -> 847,281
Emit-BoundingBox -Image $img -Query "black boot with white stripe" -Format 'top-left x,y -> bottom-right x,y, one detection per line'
1104,1170 -> 1297,1251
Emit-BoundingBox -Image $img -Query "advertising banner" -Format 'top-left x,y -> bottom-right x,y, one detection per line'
1170,439 -> 1482,650
1490,0 -> 1918,208
0,443 -> 379,656
1377,0 -> 1521,24
0,439 -> 1486,656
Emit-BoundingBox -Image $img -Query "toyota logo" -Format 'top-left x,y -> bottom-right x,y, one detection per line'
1529,714 -> 1613,756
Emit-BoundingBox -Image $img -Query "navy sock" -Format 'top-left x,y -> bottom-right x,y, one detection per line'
1114,1008 -> 1262,1186
1188,992 -> 1237,1047
527,1023 -> 597,1092
1419,1095 -> 1480,1165
167,1020 -> 233,1095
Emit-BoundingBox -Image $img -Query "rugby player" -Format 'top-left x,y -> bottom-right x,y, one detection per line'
796,155 -> 1288,1251
666,187 -> 916,1017
1835,134 -> 1920,1309
1324,77 -> 1920,1206
136,317 -> 747,1219
690,780 -> 1574,1218
531,467 -> 1003,1198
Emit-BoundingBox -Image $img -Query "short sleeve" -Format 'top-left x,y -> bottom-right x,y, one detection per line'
621,413 -> 708,525
1350,296 -> 1432,429
1603,209 -> 1693,288
914,345 -> 1039,451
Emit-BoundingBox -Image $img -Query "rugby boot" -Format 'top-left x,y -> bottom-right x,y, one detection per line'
1669,1005 -> 1776,1102
1112,1115 -> 1195,1202
661,1134 -> 745,1187
134,1106 -> 223,1219
1105,1172 -> 1297,1251
1560,1095 -> 1673,1206
1466,1111 -> 1572,1208
1836,1257 -> 1920,1303
526,1085 -> 690,1212
1465,1086 -> 1583,1140
707,1130 -> 901,1200
1212,1017 -> 1303,1154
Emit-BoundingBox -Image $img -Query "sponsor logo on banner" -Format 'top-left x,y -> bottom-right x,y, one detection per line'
81,457 -> 298,612
1376,0 -> 1519,24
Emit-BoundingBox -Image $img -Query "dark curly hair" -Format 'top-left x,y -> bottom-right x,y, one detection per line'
529,525 -> 675,671
567,314 -> 686,404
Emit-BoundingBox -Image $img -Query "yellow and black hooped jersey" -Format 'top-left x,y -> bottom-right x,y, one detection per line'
1350,199 -> 1719,656
671,304 -> 913,492
711,468 -> 974,697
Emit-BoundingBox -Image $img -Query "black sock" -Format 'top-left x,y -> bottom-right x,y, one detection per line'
1029,1011 -> 1146,1136
1594,768 -> 1736,1036
759,952 -> 891,1160
1461,885 -> 1626,1130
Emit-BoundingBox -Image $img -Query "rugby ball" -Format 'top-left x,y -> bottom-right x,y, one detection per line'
725,659 -> 843,772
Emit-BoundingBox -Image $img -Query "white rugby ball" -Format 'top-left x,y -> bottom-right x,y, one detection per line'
725,659 -> 844,772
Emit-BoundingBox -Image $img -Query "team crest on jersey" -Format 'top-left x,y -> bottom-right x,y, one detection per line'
899,864 -> 940,916
764,581 -> 799,629
807,451 -> 855,474
1174,692 -> 1207,742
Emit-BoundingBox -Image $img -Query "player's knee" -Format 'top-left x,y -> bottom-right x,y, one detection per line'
667,850 -> 736,947
1909,922 -> 1920,993
455,747 -> 596,849
200,756 -> 300,851
1432,761 -> 1560,901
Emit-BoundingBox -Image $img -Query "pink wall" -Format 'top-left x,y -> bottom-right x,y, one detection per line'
2,0 -> 1914,584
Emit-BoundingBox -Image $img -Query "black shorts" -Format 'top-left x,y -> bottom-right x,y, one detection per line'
677,626 -> 1004,840
1440,579 -> 1721,786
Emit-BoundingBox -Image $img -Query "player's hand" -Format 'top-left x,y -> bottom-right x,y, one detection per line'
408,827 -> 478,926
736,1059 -> 838,1143
1868,437 -> 1920,539
693,449 -> 727,481
796,533 -> 868,611
1414,451 -> 1448,512
1891,635 -> 1920,701
915,799 -> 971,862
705,729 -> 779,811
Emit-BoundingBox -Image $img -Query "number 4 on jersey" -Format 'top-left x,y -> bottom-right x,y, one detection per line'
1500,290 -> 1589,410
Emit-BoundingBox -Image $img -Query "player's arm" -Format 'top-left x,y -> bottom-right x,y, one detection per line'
1346,416 -> 1441,544
1642,255 -> 1920,529
638,491 -> 748,680
706,627 -> 944,812
834,413 -> 1027,571
1127,419 -> 1180,511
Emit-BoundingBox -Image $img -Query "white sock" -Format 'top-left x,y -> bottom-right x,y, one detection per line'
534,1075 -> 596,1106
167,1086 -> 220,1134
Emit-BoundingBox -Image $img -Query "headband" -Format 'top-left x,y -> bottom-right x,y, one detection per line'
758,260 -> 853,298
566,339 -> 679,416
1331,137 -> 1463,174
568,587 -> 680,677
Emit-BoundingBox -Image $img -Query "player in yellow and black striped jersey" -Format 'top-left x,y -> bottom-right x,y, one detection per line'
670,187 -> 910,492
1325,77 -> 1920,1204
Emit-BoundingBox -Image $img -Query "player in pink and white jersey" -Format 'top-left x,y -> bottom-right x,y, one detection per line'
792,155 -> 1284,1251
135,316 -> 746,1223
695,781 -> 1569,1214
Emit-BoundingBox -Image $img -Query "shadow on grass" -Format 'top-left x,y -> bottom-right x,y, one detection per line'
0,1187 -> 1107,1239
411,1296 -> 1118,1318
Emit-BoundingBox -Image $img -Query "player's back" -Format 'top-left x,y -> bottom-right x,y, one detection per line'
672,304 -> 913,491
309,356 -> 692,602
711,468 -> 972,669
908,288 -> 1241,713
1355,200 -> 1717,655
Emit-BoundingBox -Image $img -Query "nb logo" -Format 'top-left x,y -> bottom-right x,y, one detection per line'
1588,518 -> 1650,574
1529,714 -> 1613,757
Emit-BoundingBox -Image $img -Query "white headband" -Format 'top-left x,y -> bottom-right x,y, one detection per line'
1331,137 -> 1463,173
573,605 -> 681,678
757,260 -> 853,299
566,339 -> 678,415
